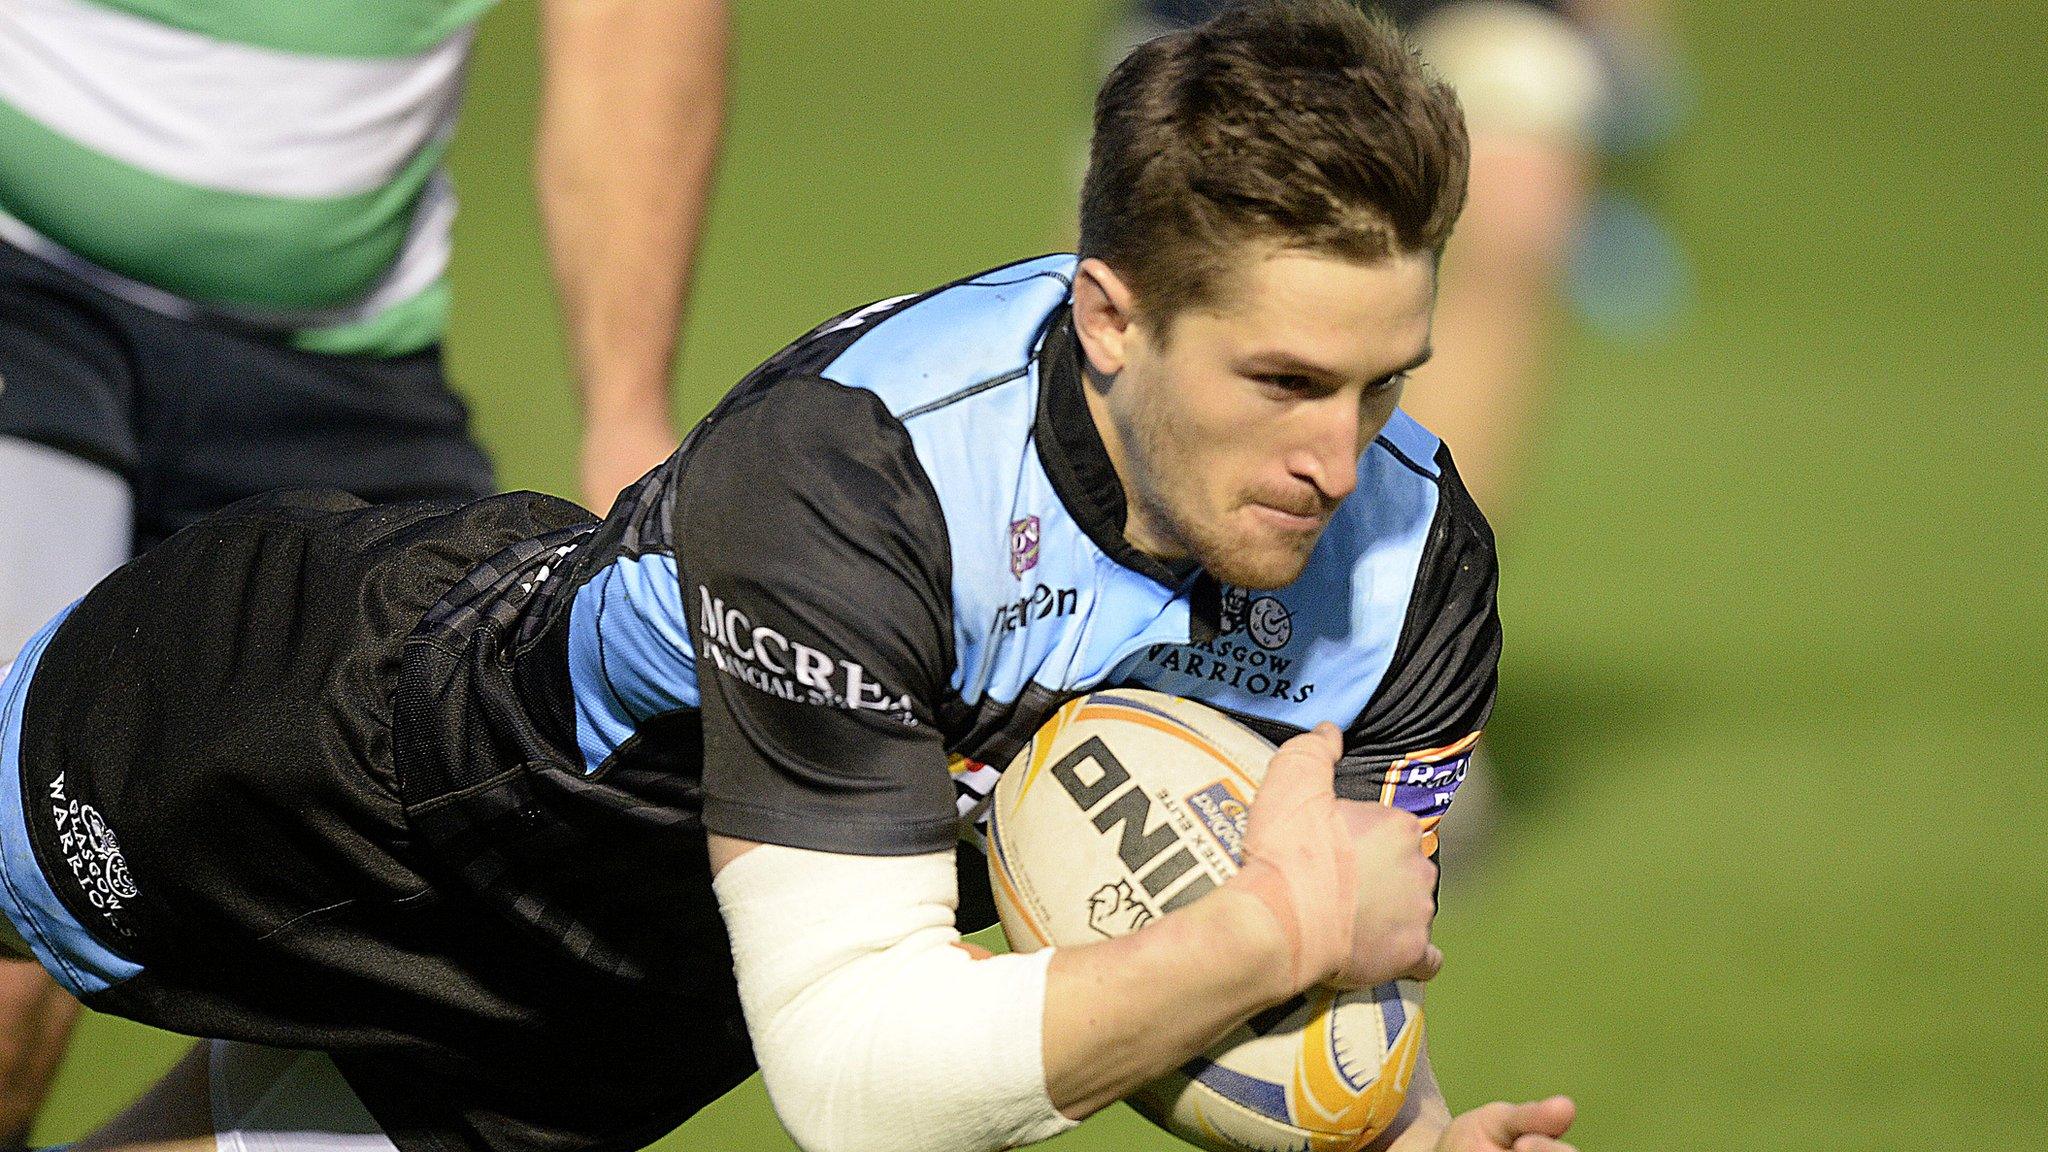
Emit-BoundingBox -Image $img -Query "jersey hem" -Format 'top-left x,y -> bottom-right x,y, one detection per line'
702,796 -> 960,858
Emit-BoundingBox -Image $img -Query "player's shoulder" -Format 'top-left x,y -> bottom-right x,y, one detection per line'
1347,406 -> 1499,672
1362,407 -> 1495,559
671,255 -> 1076,479
1309,407 -> 1497,623
721,254 -> 1076,423
672,255 -> 1078,546
815,253 -> 1076,421
1325,410 -> 1500,765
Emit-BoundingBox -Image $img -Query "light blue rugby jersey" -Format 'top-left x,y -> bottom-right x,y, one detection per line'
550,254 -> 1499,863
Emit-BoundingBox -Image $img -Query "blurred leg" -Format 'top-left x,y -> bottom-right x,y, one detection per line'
74,1041 -> 397,1152
1408,138 -> 1591,874
0,962 -> 79,1150
1406,136 -> 1592,520
69,1042 -> 211,1152
0,435 -> 130,1148
0,437 -> 131,658
1397,0 -> 1608,520
1393,3 -> 1608,875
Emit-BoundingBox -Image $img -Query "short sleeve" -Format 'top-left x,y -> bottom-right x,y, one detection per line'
675,377 -> 960,856
1337,446 -> 1500,807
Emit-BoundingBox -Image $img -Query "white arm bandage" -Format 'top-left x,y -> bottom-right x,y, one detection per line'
713,843 -> 1079,1152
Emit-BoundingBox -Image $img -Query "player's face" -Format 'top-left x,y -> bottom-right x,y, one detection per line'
1076,248 -> 1436,590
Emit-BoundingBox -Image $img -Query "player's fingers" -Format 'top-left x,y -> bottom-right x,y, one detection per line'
1465,1098 -> 1569,1145
1511,1138 -> 1576,1152
1336,796 -> 1424,842
1491,1097 -> 1575,1140
1454,1103 -> 1517,1147
1258,723 -> 1342,800
1401,941 -> 1444,983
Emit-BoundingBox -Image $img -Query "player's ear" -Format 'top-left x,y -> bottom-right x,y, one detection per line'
1073,257 -> 1137,380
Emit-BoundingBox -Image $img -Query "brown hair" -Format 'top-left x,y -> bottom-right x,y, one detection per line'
1079,0 -> 1469,324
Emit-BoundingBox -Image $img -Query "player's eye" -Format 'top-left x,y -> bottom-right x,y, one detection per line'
1366,371 -> 1408,394
1257,374 -> 1320,397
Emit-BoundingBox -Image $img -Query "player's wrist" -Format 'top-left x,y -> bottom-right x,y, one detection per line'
1227,854 -> 1368,995
1205,871 -> 1317,1003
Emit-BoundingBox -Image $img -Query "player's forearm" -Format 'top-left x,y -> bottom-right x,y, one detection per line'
1042,885 -> 1296,1118
535,0 -> 728,420
1368,1050 -> 1453,1152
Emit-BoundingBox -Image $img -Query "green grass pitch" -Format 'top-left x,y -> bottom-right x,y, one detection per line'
33,2 -> 2047,1148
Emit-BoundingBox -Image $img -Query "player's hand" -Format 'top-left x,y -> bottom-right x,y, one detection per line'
1433,1096 -> 1577,1152
579,409 -> 679,515
1225,723 -> 1440,993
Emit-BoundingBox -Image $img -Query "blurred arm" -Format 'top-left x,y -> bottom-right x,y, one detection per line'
1374,1041 -> 1580,1152
535,0 -> 729,511
1371,1045 -> 1453,1152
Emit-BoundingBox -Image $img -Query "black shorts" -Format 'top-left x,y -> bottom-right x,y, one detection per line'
0,241 -> 495,551
6,491 -> 754,1152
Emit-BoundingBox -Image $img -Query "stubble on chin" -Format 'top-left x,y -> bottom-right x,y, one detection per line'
1197,520 -> 1317,590
1118,386 -> 1317,589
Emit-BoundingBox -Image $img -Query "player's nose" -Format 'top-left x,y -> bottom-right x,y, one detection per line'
1292,396 -> 1362,503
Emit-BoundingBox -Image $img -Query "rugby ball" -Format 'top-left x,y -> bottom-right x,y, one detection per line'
986,689 -> 1423,1152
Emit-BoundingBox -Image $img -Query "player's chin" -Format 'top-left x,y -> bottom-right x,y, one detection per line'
1202,524 -> 1319,589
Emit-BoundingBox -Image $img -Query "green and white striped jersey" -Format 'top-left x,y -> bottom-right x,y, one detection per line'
0,0 -> 498,356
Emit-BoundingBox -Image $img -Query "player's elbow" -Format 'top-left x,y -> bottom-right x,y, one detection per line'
754,1042 -> 902,1152
749,939 -> 1069,1152
715,845 -> 1076,1152
748,976 -> 900,1152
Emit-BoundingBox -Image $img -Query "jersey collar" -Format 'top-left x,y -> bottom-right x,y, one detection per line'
1034,308 -> 1200,591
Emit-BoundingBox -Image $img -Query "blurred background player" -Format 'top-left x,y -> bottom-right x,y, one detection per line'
0,0 -> 729,1140
1101,0 -> 1686,869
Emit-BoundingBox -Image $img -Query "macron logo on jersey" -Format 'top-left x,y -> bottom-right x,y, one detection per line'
695,586 -> 916,723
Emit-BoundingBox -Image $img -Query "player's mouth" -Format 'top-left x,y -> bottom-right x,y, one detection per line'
1245,501 -> 1329,533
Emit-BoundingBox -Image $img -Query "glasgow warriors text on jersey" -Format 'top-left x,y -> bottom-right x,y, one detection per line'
0,255 -> 1497,1152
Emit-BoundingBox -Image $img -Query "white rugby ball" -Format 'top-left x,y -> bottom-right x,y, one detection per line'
987,688 -> 1423,1152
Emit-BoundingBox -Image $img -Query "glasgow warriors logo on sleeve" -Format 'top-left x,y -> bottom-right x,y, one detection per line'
48,773 -> 138,936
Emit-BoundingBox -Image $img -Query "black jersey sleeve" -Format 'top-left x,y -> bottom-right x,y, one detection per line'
1336,445 -> 1501,798
674,377 -> 961,856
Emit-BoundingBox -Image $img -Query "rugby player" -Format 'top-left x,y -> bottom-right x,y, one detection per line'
0,3 -> 1575,1151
